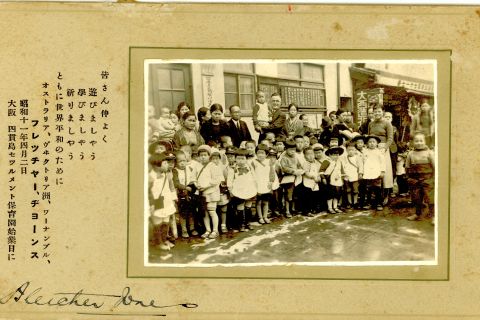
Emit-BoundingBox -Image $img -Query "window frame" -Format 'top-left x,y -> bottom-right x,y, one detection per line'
223,71 -> 256,117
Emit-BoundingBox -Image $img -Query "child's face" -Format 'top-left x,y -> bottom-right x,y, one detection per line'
256,150 -> 267,161
167,159 -> 175,171
275,142 -> 285,153
305,150 -> 315,162
266,133 -> 275,142
198,151 -> 210,164
413,134 -> 426,149
329,140 -> 339,148
303,137 -> 310,148
347,146 -> 356,157
211,155 -> 221,165
236,155 -> 247,167
355,140 -> 364,150
367,138 -> 378,149
160,108 -> 170,119
221,137 -> 233,148
286,147 -> 296,157
245,143 -> 255,155
180,146 -> 192,161
330,153 -> 340,161
211,110 -> 223,123
295,138 -> 304,151
373,108 -> 383,120
256,92 -> 266,104
383,112 -> 392,123
176,154 -> 187,170
227,154 -> 235,165
302,117 -> 309,127
154,144 -> 167,155
170,113 -> 179,124
314,150 -> 323,160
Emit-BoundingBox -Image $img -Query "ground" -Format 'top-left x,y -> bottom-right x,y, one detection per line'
148,195 -> 435,265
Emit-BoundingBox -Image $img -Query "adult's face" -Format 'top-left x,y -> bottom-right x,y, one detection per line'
373,108 -> 383,121
271,95 -> 282,112
211,109 -> 223,123
367,108 -> 374,121
183,115 -> 197,130
288,106 -> 298,119
230,106 -> 241,121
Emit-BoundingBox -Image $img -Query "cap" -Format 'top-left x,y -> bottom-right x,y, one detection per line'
197,144 -> 211,155
225,146 -> 236,155
312,143 -> 324,151
325,147 -> 345,156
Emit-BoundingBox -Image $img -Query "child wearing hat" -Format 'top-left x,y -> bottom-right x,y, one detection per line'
324,147 -> 346,214
228,148 -> 258,232
280,139 -> 305,218
148,152 -> 178,251
251,144 -> 276,224
350,135 -> 368,208
210,147 -> 231,234
362,135 -> 386,211
267,148 -> 283,217
405,132 -> 435,224
196,145 -> 223,239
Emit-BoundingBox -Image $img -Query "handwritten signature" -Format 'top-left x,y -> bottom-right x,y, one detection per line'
0,281 -> 198,314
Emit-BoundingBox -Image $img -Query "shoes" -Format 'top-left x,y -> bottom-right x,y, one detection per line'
239,227 -> 246,232
376,206 -> 383,211
221,225 -> 228,233
190,230 -> 199,236
328,208 -> 336,214
334,208 -> 343,213
285,213 -> 292,218
181,231 -> 189,238
232,229 -> 239,233
264,217 -> 271,224
157,243 -> 170,251
259,219 -> 265,224
201,231 -> 211,239
390,193 -> 397,198
407,214 -> 420,221
208,231 -> 219,239
383,197 -> 389,206
362,205 -> 371,210
165,240 -> 175,248
307,213 -> 315,217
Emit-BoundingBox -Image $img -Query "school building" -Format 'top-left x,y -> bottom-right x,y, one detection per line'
147,61 -> 434,142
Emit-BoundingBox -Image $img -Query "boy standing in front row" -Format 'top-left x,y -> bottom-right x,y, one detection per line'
362,135 -> 385,211
406,132 -> 435,225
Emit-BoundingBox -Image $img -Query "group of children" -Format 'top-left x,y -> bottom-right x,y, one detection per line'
148,125 -> 435,251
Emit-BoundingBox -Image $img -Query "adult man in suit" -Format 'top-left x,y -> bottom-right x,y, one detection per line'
261,92 -> 286,141
227,105 -> 252,147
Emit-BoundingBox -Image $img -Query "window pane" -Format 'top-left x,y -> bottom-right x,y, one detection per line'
278,63 -> 300,79
172,92 -> 186,110
156,69 -> 171,90
302,64 -> 324,82
240,94 -> 254,110
158,90 -> 173,109
171,70 -> 185,90
224,75 -> 237,93
223,63 -> 254,74
225,93 -> 238,109
239,76 -> 254,94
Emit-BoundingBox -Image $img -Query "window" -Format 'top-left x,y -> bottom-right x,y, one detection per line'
150,64 -> 191,113
224,73 -> 255,114
258,63 -> 326,112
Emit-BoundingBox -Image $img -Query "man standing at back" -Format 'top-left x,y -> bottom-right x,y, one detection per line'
227,105 -> 252,147
261,92 -> 286,141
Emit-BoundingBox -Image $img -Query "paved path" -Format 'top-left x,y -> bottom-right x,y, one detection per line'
148,206 -> 435,265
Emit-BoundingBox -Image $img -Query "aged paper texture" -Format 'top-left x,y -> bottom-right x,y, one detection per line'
0,3 -> 477,319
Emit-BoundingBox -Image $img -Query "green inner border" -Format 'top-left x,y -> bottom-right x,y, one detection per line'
127,47 -> 451,280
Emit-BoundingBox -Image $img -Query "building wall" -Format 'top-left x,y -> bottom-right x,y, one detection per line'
365,63 -> 434,82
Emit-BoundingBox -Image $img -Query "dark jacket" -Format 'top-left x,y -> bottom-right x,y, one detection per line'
200,119 -> 229,146
227,118 -> 252,147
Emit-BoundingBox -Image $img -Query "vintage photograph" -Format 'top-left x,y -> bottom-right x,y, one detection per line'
144,60 -> 437,266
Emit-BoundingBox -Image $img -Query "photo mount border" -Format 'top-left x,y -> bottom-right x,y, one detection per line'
127,47 -> 451,280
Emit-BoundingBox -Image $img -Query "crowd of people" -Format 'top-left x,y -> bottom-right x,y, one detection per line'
147,92 -> 436,251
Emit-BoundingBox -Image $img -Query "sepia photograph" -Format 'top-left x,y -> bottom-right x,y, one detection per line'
144,60 -> 437,267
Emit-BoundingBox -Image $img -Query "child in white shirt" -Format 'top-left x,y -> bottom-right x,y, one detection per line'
362,135 -> 386,211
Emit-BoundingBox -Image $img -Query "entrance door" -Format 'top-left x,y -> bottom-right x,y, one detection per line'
149,63 -> 192,114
